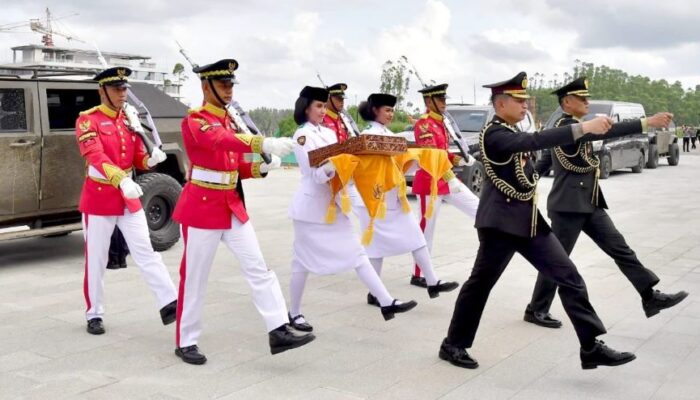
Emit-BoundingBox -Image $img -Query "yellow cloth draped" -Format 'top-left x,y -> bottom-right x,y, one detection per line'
397,148 -> 453,219
327,154 -> 407,245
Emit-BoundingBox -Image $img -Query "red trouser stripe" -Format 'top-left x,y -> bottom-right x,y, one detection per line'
83,214 -> 92,312
175,225 -> 189,348
414,195 -> 428,277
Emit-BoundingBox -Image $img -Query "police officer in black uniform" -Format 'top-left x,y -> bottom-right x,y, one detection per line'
439,72 -> 636,370
523,77 -> 687,328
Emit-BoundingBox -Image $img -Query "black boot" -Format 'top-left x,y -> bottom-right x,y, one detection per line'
427,280 -> 459,298
288,313 -> 313,332
642,290 -> 689,318
118,256 -> 127,269
381,299 -> 417,321
409,275 -> 427,288
438,338 -> 478,369
160,300 -> 177,325
580,340 -> 636,369
366,292 -> 380,307
175,345 -> 207,365
269,325 -> 316,355
86,318 -> 105,335
523,306 -> 562,328
106,258 -> 121,270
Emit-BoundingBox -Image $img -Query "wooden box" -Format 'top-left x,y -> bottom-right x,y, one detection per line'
308,134 -> 408,167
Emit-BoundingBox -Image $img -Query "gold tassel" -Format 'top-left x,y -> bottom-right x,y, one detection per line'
399,180 -> 411,213
362,219 -> 375,245
377,199 -> 387,219
325,201 -> 337,224
340,186 -> 351,214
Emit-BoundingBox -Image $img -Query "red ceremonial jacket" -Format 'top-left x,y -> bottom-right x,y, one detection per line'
76,104 -> 150,215
173,102 -> 266,229
321,109 -> 350,143
412,111 -> 460,196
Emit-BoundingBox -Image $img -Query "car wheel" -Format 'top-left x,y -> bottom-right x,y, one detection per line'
668,143 -> 680,166
631,152 -> 644,173
599,154 -> 611,179
459,162 -> 485,198
645,144 -> 658,169
135,173 -> 182,251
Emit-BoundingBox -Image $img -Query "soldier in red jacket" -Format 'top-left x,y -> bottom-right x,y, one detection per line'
76,67 -> 177,336
411,84 -> 480,287
172,59 -> 315,365
321,83 -> 354,143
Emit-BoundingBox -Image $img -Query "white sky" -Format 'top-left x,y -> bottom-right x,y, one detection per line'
2,0 -> 699,110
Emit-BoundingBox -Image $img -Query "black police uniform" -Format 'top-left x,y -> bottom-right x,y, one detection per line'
443,73 -> 607,354
527,77 -> 680,316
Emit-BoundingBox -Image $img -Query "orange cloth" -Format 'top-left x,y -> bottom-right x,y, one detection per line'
397,148 -> 453,219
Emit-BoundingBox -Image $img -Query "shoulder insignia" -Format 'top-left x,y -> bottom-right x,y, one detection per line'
79,106 -> 99,116
187,107 -> 204,115
297,135 -> 306,145
193,117 -> 212,132
78,132 -> 97,142
419,123 -> 429,134
418,113 -> 429,120
79,119 -> 92,133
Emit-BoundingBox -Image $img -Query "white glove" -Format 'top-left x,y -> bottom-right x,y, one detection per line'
458,154 -> 476,167
123,103 -> 144,133
119,177 -> 143,199
448,177 -> 467,193
147,147 -> 167,167
321,161 -> 336,175
260,154 -> 282,173
262,137 -> 295,158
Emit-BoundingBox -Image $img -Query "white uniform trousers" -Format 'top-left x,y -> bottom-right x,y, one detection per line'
176,217 -> 289,348
415,190 -> 480,277
82,210 -> 177,320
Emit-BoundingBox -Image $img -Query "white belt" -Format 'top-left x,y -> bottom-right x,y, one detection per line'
191,167 -> 237,185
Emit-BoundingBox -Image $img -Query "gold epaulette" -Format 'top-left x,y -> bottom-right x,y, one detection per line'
418,114 -> 429,120
79,106 -> 99,116
187,107 -> 204,114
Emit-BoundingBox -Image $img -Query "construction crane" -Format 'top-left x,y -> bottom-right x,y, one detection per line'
0,8 -> 83,47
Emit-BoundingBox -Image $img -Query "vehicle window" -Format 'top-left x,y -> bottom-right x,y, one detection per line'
0,88 -> 28,132
46,89 -> 100,130
449,109 -> 489,132
582,104 -> 613,121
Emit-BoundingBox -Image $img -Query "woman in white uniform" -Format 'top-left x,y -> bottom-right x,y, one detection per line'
356,93 -> 459,306
287,86 -> 417,332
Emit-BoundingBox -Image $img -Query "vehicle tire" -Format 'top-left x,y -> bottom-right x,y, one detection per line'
631,152 -> 644,173
599,154 -> 611,179
136,173 -> 182,251
459,162 -> 485,198
668,143 -> 680,166
645,144 -> 658,169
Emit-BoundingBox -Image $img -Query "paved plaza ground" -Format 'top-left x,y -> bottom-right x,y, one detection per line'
1,152 -> 699,399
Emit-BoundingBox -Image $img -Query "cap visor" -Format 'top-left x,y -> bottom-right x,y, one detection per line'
510,93 -> 530,99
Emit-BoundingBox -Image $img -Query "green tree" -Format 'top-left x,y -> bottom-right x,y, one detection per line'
379,59 -> 411,110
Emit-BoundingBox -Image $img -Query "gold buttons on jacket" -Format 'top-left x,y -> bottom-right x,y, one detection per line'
202,196 -> 207,201
98,187 -> 102,191
580,182 -> 584,186
506,198 -> 511,203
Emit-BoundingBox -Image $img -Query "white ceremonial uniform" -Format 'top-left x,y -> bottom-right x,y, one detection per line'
289,122 -> 368,275
353,121 -> 426,258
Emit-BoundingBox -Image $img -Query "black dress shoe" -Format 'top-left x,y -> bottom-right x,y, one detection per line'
269,325 -> 316,355
381,299 -> 418,321
175,345 -> 207,365
288,313 -> 313,332
366,292 -> 380,307
118,258 -> 127,269
438,339 -> 478,369
580,340 -> 636,369
410,275 -> 428,288
643,290 -> 689,318
524,307 -> 562,328
160,300 -> 177,325
87,318 -> 105,335
106,259 -> 120,270
427,280 -> 459,298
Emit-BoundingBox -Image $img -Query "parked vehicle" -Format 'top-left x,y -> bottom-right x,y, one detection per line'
0,67 -> 189,250
544,100 -> 649,179
646,121 -> 679,168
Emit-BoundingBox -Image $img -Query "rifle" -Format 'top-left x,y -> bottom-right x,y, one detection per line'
316,71 -> 361,137
176,41 -> 272,164
402,56 -> 471,161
